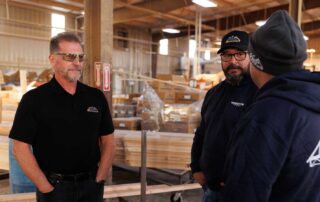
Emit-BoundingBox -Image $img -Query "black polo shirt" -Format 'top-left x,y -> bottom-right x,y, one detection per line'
9,77 -> 114,174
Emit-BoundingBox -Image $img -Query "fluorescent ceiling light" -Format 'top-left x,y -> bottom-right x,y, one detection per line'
192,0 -> 217,8
307,49 -> 316,53
304,35 -> 309,41
255,20 -> 266,27
162,28 -> 180,34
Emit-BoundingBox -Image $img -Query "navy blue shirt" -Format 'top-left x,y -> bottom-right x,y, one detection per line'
223,70 -> 320,202
191,75 -> 257,190
9,77 -> 114,174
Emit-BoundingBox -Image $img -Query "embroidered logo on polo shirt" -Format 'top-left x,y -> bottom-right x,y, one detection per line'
87,106 -> 99,113
231,101 -> 245,107
306,140 -> 320,168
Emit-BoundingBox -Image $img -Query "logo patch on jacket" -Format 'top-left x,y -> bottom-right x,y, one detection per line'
306,140 -> 320,168
231,101 -> 245,107
87,106 -> 99,113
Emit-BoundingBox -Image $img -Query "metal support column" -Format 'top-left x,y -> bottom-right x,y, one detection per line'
140,130 -> 147,202
193,8 -> 202,77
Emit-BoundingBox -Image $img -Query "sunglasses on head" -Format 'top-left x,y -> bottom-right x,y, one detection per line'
54,53 -> 85,62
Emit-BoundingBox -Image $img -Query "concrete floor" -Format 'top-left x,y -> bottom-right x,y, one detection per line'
0,166 -> 203,202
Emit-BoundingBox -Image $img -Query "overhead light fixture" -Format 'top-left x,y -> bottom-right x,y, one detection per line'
307,49 -> 316,53
303,35 -> 309,41
192,0 -> 217,8
162,28 -> 180,34
255,20 -> 267,27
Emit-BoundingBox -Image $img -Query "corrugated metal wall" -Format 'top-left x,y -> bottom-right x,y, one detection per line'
0,3 -> 187,82
0,3 -> 76,71
0,35 -> 49,70
113,26 -> 152,75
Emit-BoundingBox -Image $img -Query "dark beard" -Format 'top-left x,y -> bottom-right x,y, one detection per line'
223,64 -> 246,86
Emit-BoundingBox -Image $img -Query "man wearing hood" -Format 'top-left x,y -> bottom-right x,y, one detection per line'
222,10 -> 320,202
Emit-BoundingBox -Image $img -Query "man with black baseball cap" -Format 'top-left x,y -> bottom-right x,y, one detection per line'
191,30 -> 257,202
222,10 -> 320,202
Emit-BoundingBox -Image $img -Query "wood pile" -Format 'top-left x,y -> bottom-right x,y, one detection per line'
0,90 -> 20,123
113,117 -> 141,130
115,130 -> 193,170
0,136 -> 9,170
0,90 -> 20,170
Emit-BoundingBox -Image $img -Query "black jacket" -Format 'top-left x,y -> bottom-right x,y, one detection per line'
223,70 -> 320,202
190,75 -> 257,190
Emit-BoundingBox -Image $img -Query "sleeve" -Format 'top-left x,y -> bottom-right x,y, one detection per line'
222,118 -> 290,202
98,90 -> 114,136
190,89 -> 214,173
9,93 -> 37,144
190,118 -> 205,173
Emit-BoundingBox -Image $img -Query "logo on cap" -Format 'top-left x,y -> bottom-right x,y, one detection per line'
226,36 -> 241,44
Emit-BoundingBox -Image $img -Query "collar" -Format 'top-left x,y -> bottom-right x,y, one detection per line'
49,76 -> 87,95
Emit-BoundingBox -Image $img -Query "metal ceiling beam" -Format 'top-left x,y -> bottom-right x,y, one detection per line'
115,0 -> 215,31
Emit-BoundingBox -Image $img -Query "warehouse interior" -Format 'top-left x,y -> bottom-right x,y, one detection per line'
0,0 -> 320,201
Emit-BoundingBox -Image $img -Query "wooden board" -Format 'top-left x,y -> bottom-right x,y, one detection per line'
115,130 -> 194,170
0,136 -> 9,170
0,122 -> 12,136
0,183 -> 201,202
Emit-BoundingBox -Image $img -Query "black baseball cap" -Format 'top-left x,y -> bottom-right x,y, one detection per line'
217,30 -> 249,54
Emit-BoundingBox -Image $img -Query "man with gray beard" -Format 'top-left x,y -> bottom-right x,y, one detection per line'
9,32 -> 115,202
191,30 -> 257,202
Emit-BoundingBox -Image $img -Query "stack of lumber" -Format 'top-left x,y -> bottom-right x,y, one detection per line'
113,117 -> 141,130
160,104 -> 201,133
0,90 -> 20,170
0,90 -> 20,123
115,130 -> 193,170
0,122 -> 12,137
0,136 -> 9,170
147,74 -> 206,105
114,133 -> 126,164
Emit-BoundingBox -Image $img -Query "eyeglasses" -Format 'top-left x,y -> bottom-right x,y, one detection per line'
54,53 -> 85,62
220,51 -> 247,62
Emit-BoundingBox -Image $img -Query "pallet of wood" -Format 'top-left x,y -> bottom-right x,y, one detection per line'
0,136 -> 9,170
115,130 -> 193,170
113,117 -> 141,130
0,122 -> 12,136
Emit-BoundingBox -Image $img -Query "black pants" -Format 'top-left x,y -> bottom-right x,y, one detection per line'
36,177 -> 104,202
